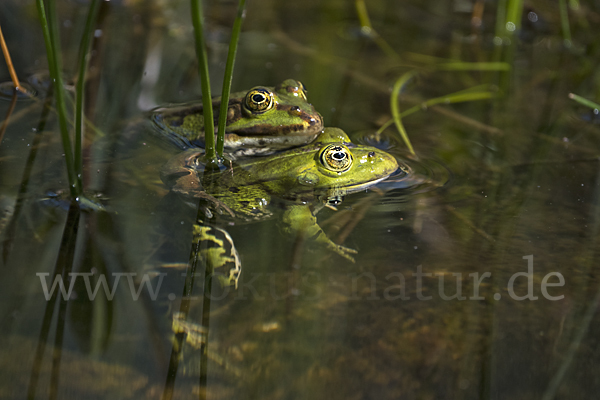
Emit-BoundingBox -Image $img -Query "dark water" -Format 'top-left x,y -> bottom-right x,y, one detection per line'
1,0 -> 600,399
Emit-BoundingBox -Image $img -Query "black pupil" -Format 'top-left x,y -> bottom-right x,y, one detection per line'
333,152 -> 345,160
253,93 -> 265,102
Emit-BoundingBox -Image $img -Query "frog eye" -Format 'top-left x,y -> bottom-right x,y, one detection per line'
276,79 -> 307,101
294,81 -> 307,101
245,88 -> 274,113
320,144 -> 353,172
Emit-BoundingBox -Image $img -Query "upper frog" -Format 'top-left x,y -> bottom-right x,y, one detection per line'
161,128 -> 401,262
150,79 -> 323,156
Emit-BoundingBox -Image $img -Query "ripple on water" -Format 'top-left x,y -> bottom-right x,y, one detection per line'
355,133 -> 452,200
0,81 -> 36,100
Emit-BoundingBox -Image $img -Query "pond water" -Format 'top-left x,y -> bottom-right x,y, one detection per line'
1,0 -> 600,399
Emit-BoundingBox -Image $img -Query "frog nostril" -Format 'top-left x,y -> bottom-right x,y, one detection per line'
368,151 -> 375,157
289,106 -> 302,116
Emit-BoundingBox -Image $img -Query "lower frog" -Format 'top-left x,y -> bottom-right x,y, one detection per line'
161,127 -> 401,269
151,79 -> 323,156
163,128 -> 402,374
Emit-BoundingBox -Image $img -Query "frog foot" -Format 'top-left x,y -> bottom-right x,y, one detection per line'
328,242 -> 358,263
192,225 -> 242,288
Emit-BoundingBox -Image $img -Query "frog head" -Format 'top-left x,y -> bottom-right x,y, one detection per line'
247,128 -> 400,199
223,79 -> 324,151
152,79 -> 324,155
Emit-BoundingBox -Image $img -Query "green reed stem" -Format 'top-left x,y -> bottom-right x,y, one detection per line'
377,85 -> 496,138
506,0 -> 524,32
190,0 -> 216,164
494,0 -> 508,39
36,0 -> 80,198
216,0 -> 247,156
559,0 -> 572,47
390,71 -> 418,155
568,93 -> 600,110
74,0 -> 101,192
434,62 -> 510,71
354,0 -> 399,59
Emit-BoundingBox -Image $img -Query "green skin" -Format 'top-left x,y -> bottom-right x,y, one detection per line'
161,128 -> 400,262
151,79 -> 324,155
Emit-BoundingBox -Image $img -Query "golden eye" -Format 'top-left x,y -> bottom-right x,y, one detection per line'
320,144 -> 353,172
245,88 -> 274,113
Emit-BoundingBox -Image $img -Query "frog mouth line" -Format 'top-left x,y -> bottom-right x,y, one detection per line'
340,175 -> 393,194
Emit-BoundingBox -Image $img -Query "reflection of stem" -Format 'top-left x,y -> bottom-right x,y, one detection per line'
162,202 -> 210,400
27,202 -> 81,400
0,91 -> 17,145
198,247 -> 213,398
0,24 -> 24,91
542,287 -> 600,400
2,89 -> 52,263
445,205 -> 495,243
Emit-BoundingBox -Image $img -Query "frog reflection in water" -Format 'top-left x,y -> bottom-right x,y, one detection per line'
151,79 -> 324,156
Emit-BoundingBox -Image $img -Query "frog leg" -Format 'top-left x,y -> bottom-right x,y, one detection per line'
174,185 -> 235,218
282,205 -> 358,262
164,160 -> 235,218
171,312 -> 242,377
192,225 -> 242,288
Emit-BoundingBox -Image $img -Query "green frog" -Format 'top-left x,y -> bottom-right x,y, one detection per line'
161,127 -> 400,270
163,128 -> 402,366
151,79 -> 323,156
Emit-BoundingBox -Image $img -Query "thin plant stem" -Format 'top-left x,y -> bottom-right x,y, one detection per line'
434,62 -> 510,71
216,0 -> 247,156
354,0 -> 399,59
559,0 -> 572,47
0,91 -> 17,144
506,0 -> 524,32
376,85 -> 496,138
568,93 -> 600,110
190,0 -> 216,164
74,0 -> 102,192
0,24 -> 24,92
390,70 -> 418,155
36,0 -> 80,197
542,286 -> 600,400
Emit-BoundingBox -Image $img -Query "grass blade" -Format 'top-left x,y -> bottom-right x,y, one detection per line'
390,71 -> 418,155
568,93 -> 600,110
74,0 -> 102,193
355,0 -> 400,59
190,0 -> 216,164
434,62 -> 510,71
376,85 -> 497,138
216,0 -> 247,156
559,0 -> 572,47
36,0 -> 80,197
